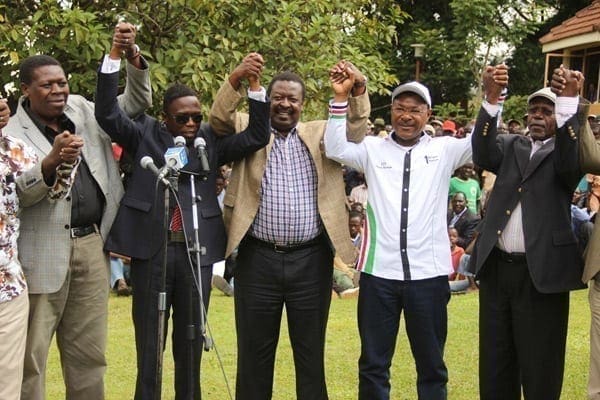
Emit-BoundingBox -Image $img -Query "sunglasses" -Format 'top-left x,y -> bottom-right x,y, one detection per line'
170,113 -> 203,125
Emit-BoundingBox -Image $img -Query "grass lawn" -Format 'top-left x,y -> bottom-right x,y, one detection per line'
45,287 -> 591,399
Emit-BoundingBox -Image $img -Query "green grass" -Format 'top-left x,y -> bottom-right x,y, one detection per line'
46,288 -> 591,399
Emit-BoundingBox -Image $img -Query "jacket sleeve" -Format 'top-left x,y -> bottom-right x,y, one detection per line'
208,80 -> 250,136
553,104 -> 584,189
95,68 -> 145,152
471,106 -> 504,173
216,98 -> 271,164
346,91 -> 370,143
117,59 -> 152,118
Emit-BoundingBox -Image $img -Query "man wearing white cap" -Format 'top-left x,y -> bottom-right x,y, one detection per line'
469,64 -> 586,400
325,75 -> 471,399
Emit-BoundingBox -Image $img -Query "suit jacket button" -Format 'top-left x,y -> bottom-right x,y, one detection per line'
64,224 -> 70,230
518,187 -> 522,192
506,209 -> 511,215
497,230 -> 502,235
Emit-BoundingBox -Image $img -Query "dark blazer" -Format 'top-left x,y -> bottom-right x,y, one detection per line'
469,106 -> 586,293
94,70 -> 270,265
447,208 -> 480,249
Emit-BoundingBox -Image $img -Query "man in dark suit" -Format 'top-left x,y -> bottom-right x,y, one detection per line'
469,64 -> 586,400
447,191 -> 480,249
94,52 -> 269,399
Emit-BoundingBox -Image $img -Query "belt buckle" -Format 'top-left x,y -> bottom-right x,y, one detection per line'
273,243 -> 287,253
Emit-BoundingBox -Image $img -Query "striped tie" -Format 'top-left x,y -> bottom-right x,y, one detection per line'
170,206 -> 183,231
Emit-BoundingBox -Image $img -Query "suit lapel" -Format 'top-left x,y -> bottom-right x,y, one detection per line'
296,122 -> 322,180
514,138 -> 531,178
523,137 -> 554,181
15,105 -> 53,156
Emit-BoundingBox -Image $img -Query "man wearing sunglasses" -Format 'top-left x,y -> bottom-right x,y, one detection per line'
94,52 -> 270,399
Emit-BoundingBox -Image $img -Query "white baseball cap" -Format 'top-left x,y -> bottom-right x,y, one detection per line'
391,81 -> 432,108
527,87 -> 556,105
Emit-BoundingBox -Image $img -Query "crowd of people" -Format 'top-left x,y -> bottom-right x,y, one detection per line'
2,19 -> 600,400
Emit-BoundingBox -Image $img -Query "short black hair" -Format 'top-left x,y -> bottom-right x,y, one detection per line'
267,71 -> 305,101
452,191 -> 468,201
19,55 -> 62,85
349,210 -> 364,220
163,83 -> 197,113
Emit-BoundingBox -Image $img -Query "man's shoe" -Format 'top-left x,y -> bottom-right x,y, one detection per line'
116,279 -> 132,296
212,275 -> 234,296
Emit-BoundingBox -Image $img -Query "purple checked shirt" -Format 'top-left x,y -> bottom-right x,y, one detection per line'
249,127 -> 321,245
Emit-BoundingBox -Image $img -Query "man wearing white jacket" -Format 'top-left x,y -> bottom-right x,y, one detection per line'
324,67 -> 471,400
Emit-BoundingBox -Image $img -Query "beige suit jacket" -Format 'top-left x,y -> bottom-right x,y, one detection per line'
7,62 -> 151,294
209,82 -> 370,264
579,105 -> 600,283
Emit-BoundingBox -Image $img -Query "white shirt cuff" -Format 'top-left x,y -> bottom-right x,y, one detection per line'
100,55 -> 121,74
555,96 -> 578,128
247,87 -> 267,103
482,100 -> 500,117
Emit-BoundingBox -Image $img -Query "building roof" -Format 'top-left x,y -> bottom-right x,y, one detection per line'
540,0 -> 600,51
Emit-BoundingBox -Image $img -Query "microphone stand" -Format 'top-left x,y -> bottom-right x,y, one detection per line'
185,171 -> 211,399
154,172 -> 176,400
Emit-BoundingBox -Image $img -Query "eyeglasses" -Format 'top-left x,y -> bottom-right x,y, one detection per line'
391,106 -> 427,117
170,113 -> 203,125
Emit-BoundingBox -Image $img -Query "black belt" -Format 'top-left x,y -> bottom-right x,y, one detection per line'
70,224 -> 99,238
243,234 -> 323,253
168,231 -> 186,243
494,247 -> 527,263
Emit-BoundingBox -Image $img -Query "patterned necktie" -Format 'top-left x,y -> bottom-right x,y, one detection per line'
170,206 -> 183,231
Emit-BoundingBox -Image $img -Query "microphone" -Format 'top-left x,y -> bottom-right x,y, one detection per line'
158,136 -> 189,181
140,156 -> 170,186
194,137 -> 210,174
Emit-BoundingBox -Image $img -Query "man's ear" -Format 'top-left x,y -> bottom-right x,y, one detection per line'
21,82 -> 29,97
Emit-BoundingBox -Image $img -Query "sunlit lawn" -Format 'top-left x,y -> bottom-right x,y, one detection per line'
46,287 -> 591,399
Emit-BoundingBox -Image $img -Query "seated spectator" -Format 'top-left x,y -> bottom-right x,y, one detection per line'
447,192 -> 480,249
110,253 -> 131,296
448,227 -> 469,293
349,172 -> 368,207
571,189 -> 594,251
332,211 -> 363,298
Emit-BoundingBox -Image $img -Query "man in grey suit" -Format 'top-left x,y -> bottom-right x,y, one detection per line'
5,22 -> 152,400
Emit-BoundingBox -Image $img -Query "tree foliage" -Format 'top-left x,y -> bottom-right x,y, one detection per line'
0,0 -> 406,119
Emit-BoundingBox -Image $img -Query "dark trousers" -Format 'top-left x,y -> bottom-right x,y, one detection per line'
130,242 -> 212,400
478,248 -> 569,400
234,237 -> 333,400
358,274 -> 449,400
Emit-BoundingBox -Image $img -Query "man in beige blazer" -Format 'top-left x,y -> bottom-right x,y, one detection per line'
578,89 -> 600,400
5,23 -> 151,400
209,58 -> 369,400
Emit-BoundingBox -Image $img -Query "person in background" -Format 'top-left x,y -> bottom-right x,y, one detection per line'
507,118 -> 523,135
5,22 -> 151,400
0,99 -> 79,400
447,191 -> 480,249
449,163 -> 481,215
448,227 -> 469,292
373,117 -> 387,137
442,120 -> 457,136
470,64 -> 586,400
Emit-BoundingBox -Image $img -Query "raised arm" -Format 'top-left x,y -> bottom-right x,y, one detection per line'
323,60 -> 368,171
110,22 -> 152,118
208,53 -> 264,136
471,64 -> 509,172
